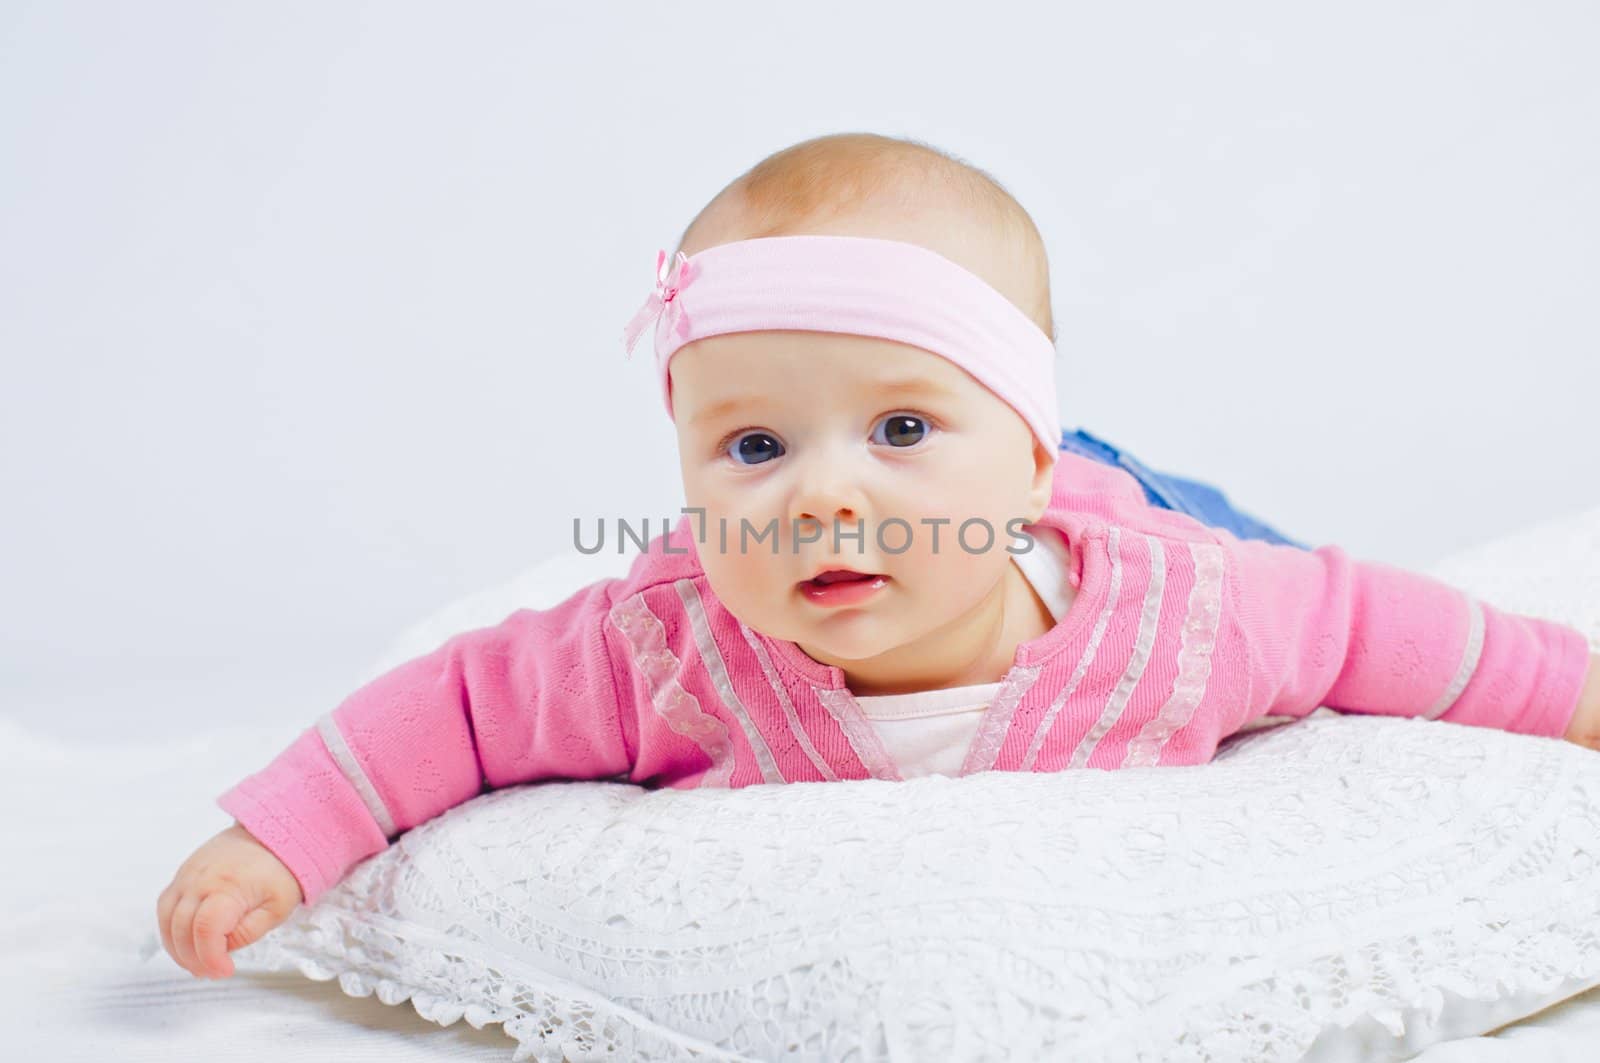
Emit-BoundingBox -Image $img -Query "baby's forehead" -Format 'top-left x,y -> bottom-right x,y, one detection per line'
670,335 -> 995,431
673,332 -> 974,391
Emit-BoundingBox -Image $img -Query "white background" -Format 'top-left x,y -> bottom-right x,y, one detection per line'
3,1 -> 1596,742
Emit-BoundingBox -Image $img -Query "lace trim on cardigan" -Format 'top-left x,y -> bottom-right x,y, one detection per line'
815,686 -> 903,781
738,620 -> 842,782
1122,541 -> 1226,768
958,662 -> 1045,775
675,579 -> 785,784
608,591 -> 735,788
1068,533 -> 1167,769
1021,525 -> 1127,771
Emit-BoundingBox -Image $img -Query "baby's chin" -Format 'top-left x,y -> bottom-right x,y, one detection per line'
792,630 -> 919,675
795,617 -> 945,669
733,595 -> 907,653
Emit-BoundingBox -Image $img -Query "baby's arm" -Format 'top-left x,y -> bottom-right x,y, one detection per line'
1217,531 -> 1593,741
215,575 -> 636,908
159,575 -> 639,979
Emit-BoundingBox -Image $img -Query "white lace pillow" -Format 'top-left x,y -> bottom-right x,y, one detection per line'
231,505 -> 1600,1062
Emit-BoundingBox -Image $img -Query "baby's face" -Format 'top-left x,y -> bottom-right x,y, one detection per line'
670,331 -> 1054,671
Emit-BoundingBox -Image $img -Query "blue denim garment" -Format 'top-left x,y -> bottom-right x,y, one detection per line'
1058,427 -> 1311,551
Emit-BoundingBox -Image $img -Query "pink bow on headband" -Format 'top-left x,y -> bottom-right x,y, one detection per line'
621,249 -> 697,359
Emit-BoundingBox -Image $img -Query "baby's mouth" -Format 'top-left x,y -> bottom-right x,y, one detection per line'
796,569 -> 893,605
800,568 -> 885,587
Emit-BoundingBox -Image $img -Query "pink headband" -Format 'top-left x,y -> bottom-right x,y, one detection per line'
621,234 -> 1062,457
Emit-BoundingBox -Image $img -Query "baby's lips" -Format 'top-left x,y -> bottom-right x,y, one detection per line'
798,565 -> 890,586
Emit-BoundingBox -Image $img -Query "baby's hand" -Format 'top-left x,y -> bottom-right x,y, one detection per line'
155,821 -> 303,979
1563,653 -> 1600,752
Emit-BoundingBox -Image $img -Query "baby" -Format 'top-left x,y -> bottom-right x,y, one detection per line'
158,131 -> 1600,981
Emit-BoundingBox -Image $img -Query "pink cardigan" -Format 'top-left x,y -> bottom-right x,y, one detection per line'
219,453 -> 1593,906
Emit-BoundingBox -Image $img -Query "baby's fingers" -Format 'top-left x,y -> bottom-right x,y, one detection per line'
191,891 -> 247,979
156,883 -> 180,970
225,904 -> 284,954
168,891 -> 203,976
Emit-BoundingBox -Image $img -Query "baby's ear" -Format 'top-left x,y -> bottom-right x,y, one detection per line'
1025,438 -> 1055,522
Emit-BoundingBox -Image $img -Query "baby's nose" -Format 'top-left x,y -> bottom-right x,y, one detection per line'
787,448 -> 877,541
793,480 -> 866,527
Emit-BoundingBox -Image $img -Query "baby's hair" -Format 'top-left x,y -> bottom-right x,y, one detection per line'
672,131 -> 1056,347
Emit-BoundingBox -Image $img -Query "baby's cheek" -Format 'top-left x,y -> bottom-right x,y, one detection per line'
906,512 -> 1011,568
906,533 -> 1006,607
706,546 -> 784,614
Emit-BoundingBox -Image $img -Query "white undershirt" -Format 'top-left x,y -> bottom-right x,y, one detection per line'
851,527 -> 1077,778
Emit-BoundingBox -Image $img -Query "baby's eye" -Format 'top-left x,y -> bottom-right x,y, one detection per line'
726,430 -> 786,466
871,413 -> 932,448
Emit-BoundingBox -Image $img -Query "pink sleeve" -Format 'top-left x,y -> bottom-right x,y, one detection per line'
1218,531 -> 1591,740
216,577 -> 636,907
